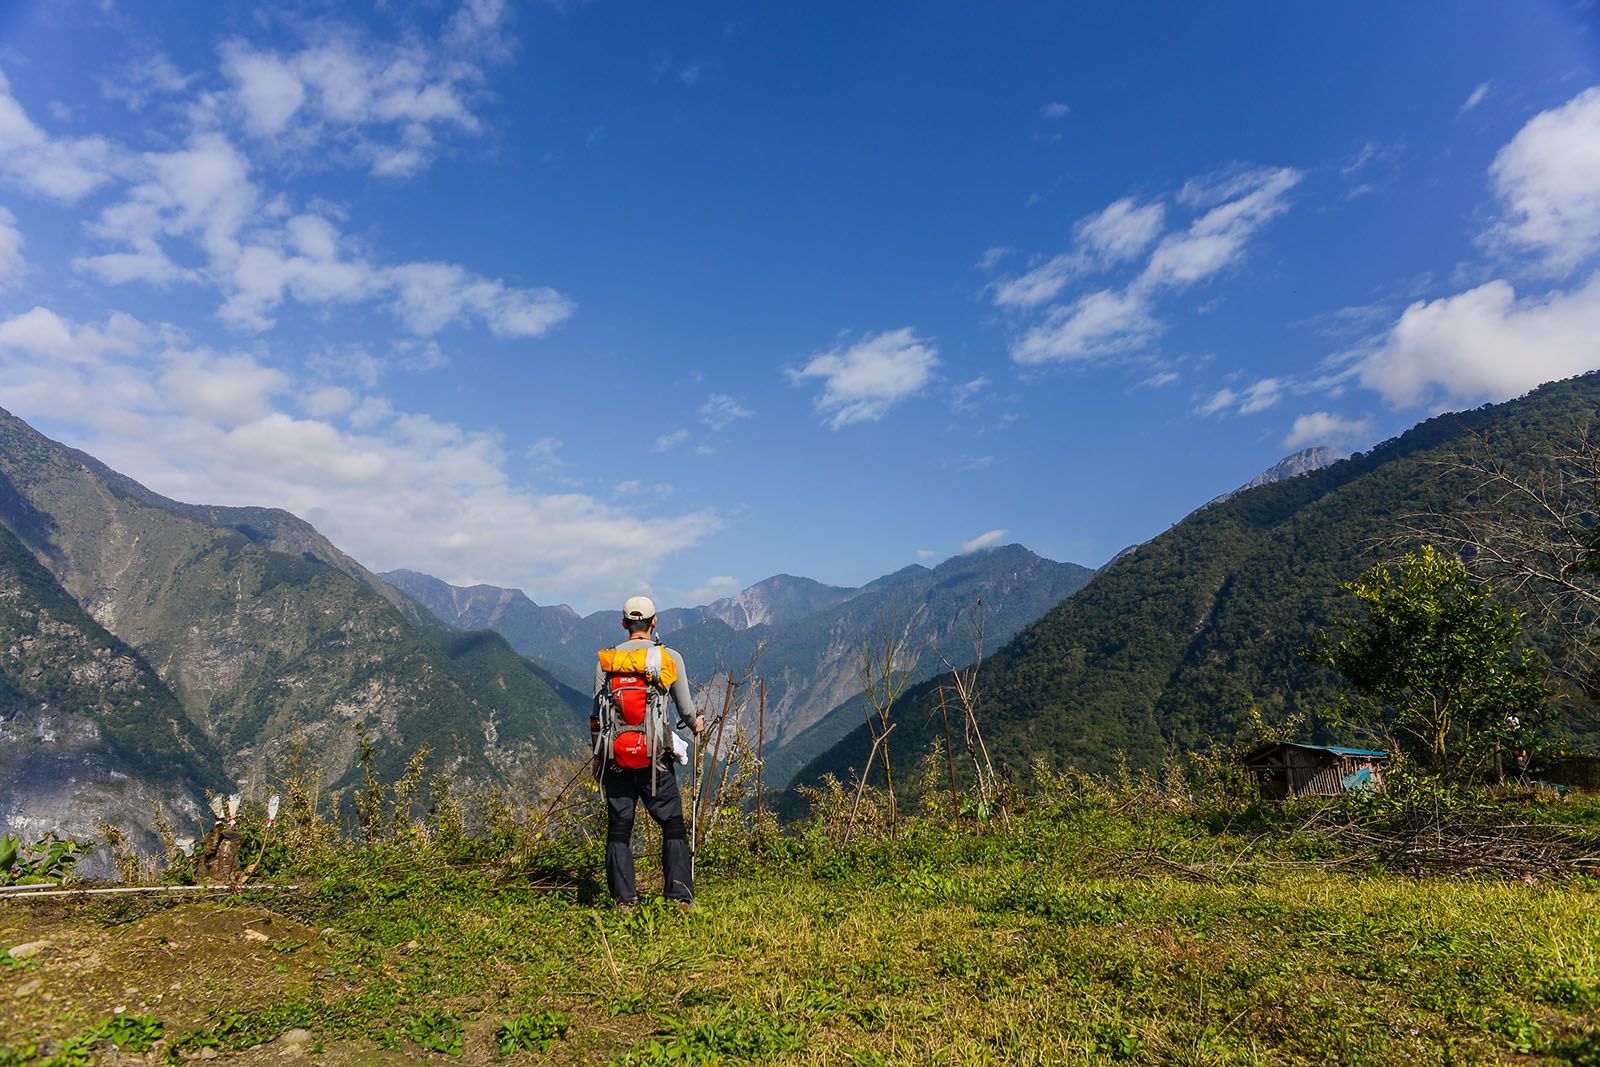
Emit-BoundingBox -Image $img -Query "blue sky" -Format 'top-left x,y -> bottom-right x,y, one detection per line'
0,1 -> 1597,613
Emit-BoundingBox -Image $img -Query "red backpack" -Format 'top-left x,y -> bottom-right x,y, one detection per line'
592,645 -> 676,781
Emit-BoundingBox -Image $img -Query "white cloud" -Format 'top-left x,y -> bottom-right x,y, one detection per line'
1283,412 -> 1374,449
1199,377 -> 1283,417
2,30 -> 572,341
681,575 -> 739,602
386,262 -> 574,338
0,68 -> 120,202
1485,86 -> 1600,275
1460,82 -> 1491,116
999,169 -> 1299,366
916,549 -> 936,560
67,126 -> 572,336
217,6 -> 504,178
977,246 -> 1014,272
223,46 -> 307,137
1140,167 -> 1301,287
991,198 -> 1163,310
1012,288 -> 1154,365
951,377 -> 989,409
699,393 -> 754,430
1041,101 -> 1071,120
789,328 -> 940,429
1136,370 -> 1180,389
1356,273 -> 1600,408
652,429 -> 690,452
991,252 -> 1086,309
961,529 -> 1009,553
1079,198 -> 1165,264
159,351 -> 289,427
0,306 -> 718,606
0,207 -> 23,288
444,0 -> 514,56
100,54 -> 192,111
302,385 -> 355,418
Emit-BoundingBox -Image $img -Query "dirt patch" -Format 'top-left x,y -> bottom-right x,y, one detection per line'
2,895 -> 331,1050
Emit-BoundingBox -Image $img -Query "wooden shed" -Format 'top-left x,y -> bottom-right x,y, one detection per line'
1541,753 -> 1600,792
1243,742 -> 1389,800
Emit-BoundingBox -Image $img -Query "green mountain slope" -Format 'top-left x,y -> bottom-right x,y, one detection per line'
0,408 -> 585,795
789,374 -> 1600,806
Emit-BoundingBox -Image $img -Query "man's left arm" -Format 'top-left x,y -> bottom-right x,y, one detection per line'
666,649 -> 703,733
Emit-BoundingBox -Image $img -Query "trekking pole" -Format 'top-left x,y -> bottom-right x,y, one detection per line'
689,731 -> 699,884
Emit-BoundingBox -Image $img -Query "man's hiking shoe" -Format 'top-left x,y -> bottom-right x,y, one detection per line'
616,901 -> 637,915
675,900 -> 699,913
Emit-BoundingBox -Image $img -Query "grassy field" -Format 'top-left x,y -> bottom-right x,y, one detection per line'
3,777 -> 1599,1066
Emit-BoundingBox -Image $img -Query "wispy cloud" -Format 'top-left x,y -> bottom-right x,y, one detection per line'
1198,377 -> 1284,416
680,575 -> 739,602
699,393 -> 754,429
961,529 -> 1008,553
1041,101 -> 1071,120
0,68 -> 120,202
990,198 -> 1164,310
997,168 -> 1301,365
0,207 -> 23,288
1459,81 -> 1491,116
788,327 -> 940,429
652,429 -> 690,452
215,1 -> 513,178
0,5 -> 571,340
99,53 -> 192,111
1136,370 -> 1180,390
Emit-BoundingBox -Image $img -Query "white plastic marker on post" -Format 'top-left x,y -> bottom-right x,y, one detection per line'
226,794 -> 242,829
247,794 -> 281,877
209,795 -> 225,829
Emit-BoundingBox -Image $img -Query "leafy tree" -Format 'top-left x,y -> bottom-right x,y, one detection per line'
1303,546 -> 1549,777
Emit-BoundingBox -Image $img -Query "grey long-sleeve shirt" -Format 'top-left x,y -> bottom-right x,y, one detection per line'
593,637 -> 697,730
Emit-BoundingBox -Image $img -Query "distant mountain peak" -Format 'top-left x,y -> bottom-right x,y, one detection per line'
1207,446 -> 1347,508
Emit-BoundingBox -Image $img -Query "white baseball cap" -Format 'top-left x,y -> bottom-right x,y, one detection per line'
623,595 -> 657,621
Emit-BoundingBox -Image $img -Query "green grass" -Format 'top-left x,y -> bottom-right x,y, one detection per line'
3,788 -> 1598,1065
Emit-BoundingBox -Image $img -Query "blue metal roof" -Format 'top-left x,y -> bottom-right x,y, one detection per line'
1246,742 -> 1389,759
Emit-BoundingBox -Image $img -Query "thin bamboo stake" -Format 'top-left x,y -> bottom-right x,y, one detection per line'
755,676 -> 766,851
1,883 -> 301,900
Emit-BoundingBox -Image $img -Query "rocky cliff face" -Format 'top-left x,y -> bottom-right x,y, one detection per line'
0,521 -> 219,845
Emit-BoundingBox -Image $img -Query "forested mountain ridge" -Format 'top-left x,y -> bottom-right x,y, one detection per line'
789,374 -> 1600,804
0,407 -> 585,801
382,568 -> 857,678
389,546 -> 1095,783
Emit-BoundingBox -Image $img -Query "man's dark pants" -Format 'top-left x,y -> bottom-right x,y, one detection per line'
602,762 -> 693,903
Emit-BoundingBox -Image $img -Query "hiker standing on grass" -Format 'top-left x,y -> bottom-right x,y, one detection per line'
592,596 -> 704,911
